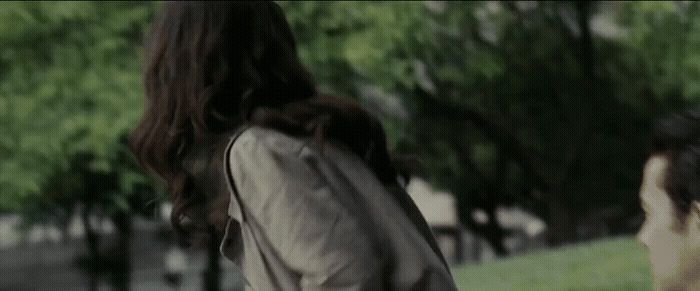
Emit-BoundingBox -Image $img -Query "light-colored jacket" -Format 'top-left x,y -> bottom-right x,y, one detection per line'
219,125 -> 458,290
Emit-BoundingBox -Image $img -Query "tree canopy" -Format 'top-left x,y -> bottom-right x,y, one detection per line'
281,1 -> 700,248
0,2 -> 160,215
1,1 -> 699,254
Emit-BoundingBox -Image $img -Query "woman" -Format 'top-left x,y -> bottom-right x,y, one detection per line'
637,109 -> 700,291
129,2 -> 457,290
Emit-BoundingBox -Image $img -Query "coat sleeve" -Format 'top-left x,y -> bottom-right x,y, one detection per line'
228,129 -> 386,290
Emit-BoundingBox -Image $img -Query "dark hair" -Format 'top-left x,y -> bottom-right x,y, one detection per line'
129,1 -> 400,242
650,108 -> 700,222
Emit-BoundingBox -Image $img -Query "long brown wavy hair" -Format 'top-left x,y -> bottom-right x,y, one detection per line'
129,1 -> 404,242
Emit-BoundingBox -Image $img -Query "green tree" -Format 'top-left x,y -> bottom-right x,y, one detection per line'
0,2 -> 232,290
281,1 -> 700,250
0,2 -> 160,290
3,4 -> 700,289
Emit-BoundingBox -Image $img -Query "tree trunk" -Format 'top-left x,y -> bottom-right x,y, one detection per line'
203,230 -> 222,291
546,198 -> 577,246
111,212 -> 133,291
483,206 -> 509,256
541,1 -> 595,248
457,195 -> 510,257
80,207 -> 100,291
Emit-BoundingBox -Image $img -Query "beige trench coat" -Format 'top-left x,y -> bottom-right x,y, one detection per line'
218,125 -> 458,290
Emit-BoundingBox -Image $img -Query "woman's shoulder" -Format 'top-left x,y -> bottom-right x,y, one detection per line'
231,125 -> 355,159
231,125 -> 310,158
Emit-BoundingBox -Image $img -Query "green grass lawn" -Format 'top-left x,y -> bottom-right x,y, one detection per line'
452,237 -> 653,291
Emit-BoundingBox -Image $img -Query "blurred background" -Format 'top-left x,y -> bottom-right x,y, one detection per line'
1,1 -> 698,290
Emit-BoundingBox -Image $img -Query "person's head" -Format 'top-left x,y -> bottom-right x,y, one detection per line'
638,108 -> 700,290
129,1 -> 316,240
129,1 -> 399,243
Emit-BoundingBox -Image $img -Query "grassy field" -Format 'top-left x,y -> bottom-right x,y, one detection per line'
452,237 -> 653,291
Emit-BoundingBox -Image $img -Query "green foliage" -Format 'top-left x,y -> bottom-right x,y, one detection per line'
2,1 -> 699,251
0,2 -> 161,216
615,1 -> 700,103
281,1 -> 700,245
453,237 -> 652,290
